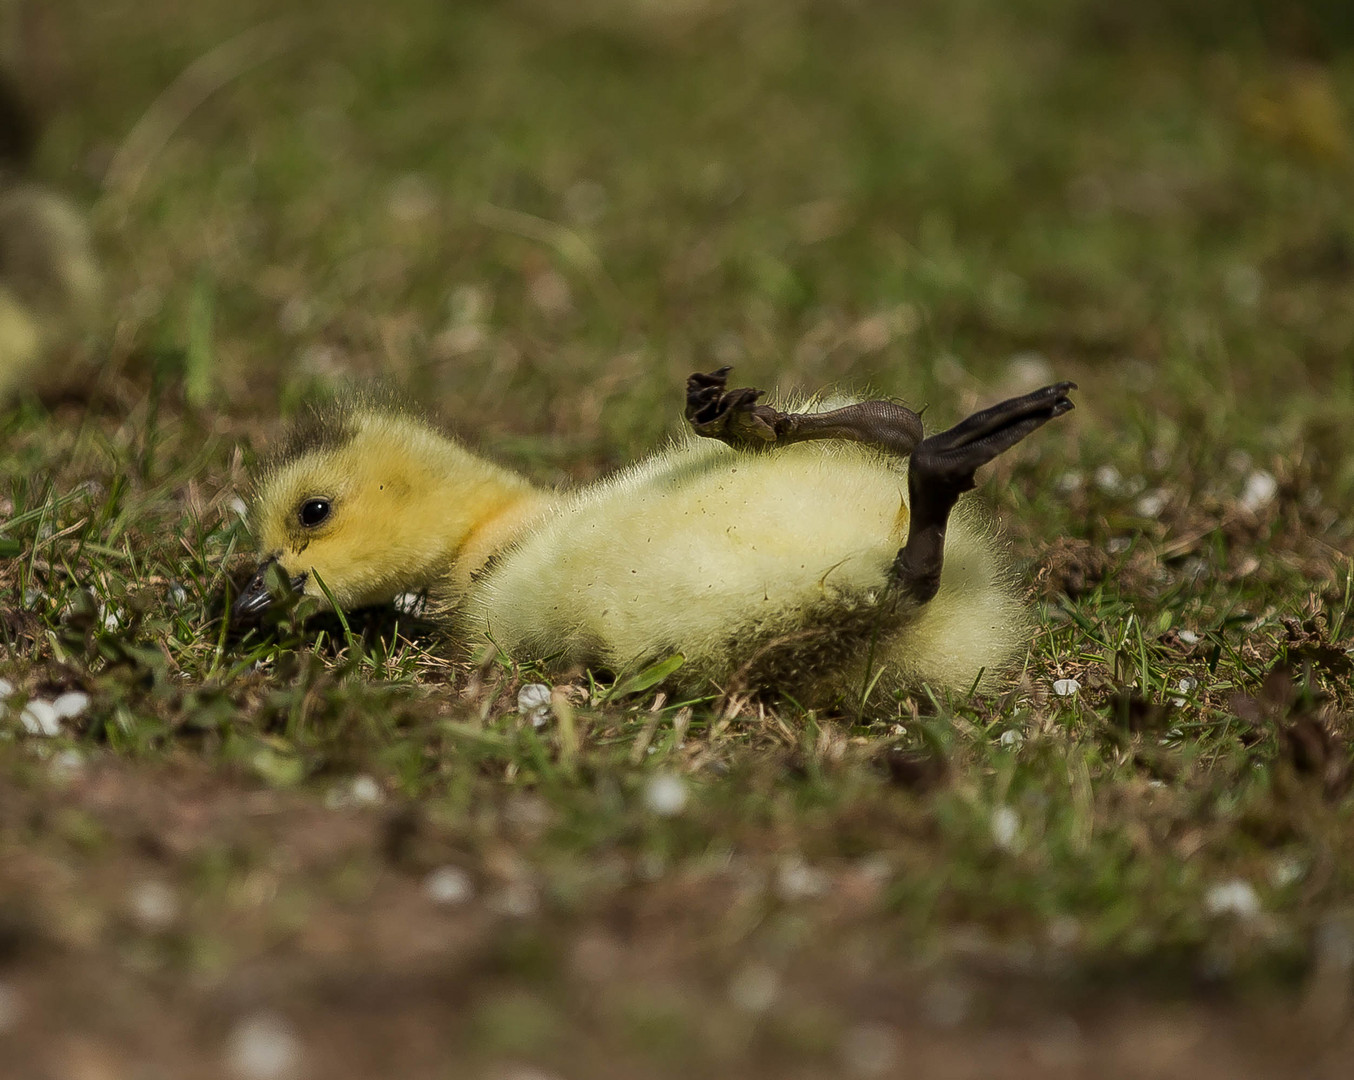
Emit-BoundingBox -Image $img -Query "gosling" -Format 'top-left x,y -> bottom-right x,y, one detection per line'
0,71 -> 102,405
237,369 -> 1074,705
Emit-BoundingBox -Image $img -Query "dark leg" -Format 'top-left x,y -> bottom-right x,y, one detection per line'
892,383 -> 1076,603
686,367 -> 925,458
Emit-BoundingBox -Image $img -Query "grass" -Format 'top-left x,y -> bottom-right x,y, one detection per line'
3,0 -> 1354,1075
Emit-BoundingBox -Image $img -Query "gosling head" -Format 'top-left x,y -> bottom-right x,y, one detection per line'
234,398 -> 531,621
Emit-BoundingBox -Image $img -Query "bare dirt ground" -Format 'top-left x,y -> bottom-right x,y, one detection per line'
3,757 -> 1351,1079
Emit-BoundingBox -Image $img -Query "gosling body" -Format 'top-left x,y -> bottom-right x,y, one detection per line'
0,74 -> 101,404
240,375 -> 1074,704
465,433 -> 1025,698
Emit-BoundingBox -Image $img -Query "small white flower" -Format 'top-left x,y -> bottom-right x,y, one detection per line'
51,691 -> 90,720
168,583 -> 190,606
999,728 -> 1023,748
19,700 -> 60,737
1135,489 -> 1169,517
128,880 -> 179,930
643,772 -> 688,816
224,1012 -> 302,1080
1205,879 -> 1261,919
1176,678 -> 1197,695
424,866 -> 474,906
1056,470 -> 1084,495
1053,678 -> 1080,697
324,774 -> 383,809
1178,630 -> 1200,645
1094,464 -> 1124,495
1240,470 -> 1277,513
775,856 -> 829,901
1269,858 -> 1305,889
728,963 -> 780,1013
349,775 -> 382,805
517,683 -> 552,727
991,805 -> 1021,852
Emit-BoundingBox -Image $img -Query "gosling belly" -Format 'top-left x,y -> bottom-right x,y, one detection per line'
463,437 -> 1027,698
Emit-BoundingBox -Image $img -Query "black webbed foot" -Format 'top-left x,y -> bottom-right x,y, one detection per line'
909,382 -> 1076,499
685,367 -> 925,457
685,367 -> 785,448
894,383 -> 1077,604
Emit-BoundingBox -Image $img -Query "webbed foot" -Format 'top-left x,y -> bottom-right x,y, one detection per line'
909,382 -> 1076,501
685,366 -> 925,457
685,366 -> 785,448
894,382 -> 1076,603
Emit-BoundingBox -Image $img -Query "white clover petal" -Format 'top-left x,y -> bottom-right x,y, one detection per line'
643,772 -> 688,816
51,691 -> 90,719
1053,678 -> 1080,697
775,856 -> 829,901
517,683 -> 551,713
1055,471 -> 1083,494
1094,464 -> 1124,494
349,775 -> 382,805
1135,489 -> 1168,517
224,1012 -> 302,1080
516,683 -> 552,726
128,880 -> 179,930
991,805 -> 1020,851
424,866 -> 474,906
19,700 -> 60,737
1205,879 -> 1261,919
1240,470 -> 1277,513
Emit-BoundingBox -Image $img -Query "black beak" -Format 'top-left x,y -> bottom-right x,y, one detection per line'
232,557 -> 308,622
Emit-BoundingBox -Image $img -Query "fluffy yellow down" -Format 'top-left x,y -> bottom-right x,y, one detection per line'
248,400 -> 1032,705
462,434 -> 1028,700
0,185 -> 102,404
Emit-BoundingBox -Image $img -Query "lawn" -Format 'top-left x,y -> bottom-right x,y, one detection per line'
2,1 -> 1354,1076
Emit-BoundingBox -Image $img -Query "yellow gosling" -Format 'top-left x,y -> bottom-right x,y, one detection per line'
238,372 -> 1074,706
0,77 -> 102,405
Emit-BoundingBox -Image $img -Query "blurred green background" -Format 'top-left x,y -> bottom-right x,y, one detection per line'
24,0 -> 1354,476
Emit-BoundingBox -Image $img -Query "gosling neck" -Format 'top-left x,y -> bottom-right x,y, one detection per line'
408,434 -> 555,591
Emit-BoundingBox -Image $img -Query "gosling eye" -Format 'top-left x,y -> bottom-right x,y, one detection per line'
298,497 -> 332,528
